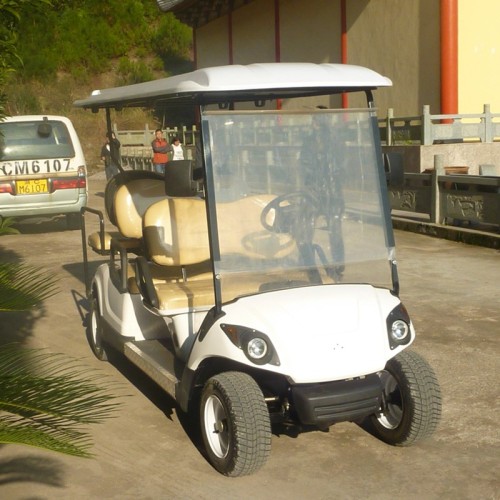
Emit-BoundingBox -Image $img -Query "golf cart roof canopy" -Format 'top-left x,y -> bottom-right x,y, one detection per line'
73,63 -> 392,110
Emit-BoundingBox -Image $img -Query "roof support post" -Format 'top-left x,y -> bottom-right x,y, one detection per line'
274,0 -> 282,110
228,6 -> 233,65
106,107 -> 123,173
341,0 -> 348,109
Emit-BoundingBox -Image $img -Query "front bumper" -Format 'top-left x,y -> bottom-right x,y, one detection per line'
290,374 -> 382,426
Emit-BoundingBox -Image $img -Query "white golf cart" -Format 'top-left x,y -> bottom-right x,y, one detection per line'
76,63 -> 441,477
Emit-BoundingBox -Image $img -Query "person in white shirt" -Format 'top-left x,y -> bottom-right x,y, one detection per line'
171,137 -> 186,161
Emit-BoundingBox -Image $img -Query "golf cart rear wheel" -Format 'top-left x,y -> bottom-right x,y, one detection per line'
200,372 -> 271,477
369,350 -> 441,446
88,289 -> 108,361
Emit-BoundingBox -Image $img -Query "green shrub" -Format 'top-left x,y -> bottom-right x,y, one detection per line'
151,13 -> 192,63
14,0 -> 191,80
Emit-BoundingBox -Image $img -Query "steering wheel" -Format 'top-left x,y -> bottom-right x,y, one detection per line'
260,192 -> 318,235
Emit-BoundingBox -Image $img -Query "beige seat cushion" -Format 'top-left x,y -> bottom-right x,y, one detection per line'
127,260 -> 213,295
154,279 -> 214,310
153,274 -> 269,311
114,178 -> 166,238
143,197 -> 210,266
88,231 -> 120,252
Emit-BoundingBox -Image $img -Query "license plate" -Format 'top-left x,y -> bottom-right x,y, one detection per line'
16,179 -> 49,195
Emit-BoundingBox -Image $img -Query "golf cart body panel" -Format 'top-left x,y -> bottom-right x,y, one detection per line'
187,285 -> 414,383
76,63 -> 440,477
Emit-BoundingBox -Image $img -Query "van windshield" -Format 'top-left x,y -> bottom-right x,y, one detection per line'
203,109 -> 394,303
0,120 -> 75,161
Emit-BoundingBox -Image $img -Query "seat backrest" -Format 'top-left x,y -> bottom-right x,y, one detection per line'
104,170 -> 164,227
164,160 -> 198,197
142,194 -> 295,267
113,177 -> 166,238
143,197 -> 210,266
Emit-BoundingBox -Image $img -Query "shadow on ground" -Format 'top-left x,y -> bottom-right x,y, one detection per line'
9,215 -> 76,234
0,452 -> 65,488
0,245 -> 48,346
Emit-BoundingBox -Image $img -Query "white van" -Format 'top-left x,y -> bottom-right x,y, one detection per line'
0,115 -> 87,229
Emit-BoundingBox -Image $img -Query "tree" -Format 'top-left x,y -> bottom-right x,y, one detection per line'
14,0 -> 192,80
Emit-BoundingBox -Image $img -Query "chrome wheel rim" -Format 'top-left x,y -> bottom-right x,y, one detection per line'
203,394 -> 229,458
376,370 -> 403,429
90,298 -> 102,351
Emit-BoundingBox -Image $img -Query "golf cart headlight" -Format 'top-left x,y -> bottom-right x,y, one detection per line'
220,323 -> 280,366
391,320 -> 409,342
247,338 -> 268,360
386,303 -> 413,349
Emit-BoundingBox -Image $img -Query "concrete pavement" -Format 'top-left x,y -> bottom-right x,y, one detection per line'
0,173 -> 498,499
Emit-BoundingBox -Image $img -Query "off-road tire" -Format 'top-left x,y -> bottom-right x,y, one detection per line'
200,371 -> 271,477
368,350 -> 441,446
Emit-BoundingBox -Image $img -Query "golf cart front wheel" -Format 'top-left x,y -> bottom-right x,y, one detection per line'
200,371 -> 271,477
368,350 -> 441,446
88,289 -> 108,361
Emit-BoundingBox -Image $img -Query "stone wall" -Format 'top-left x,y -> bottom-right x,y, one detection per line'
383,143 -> 500,174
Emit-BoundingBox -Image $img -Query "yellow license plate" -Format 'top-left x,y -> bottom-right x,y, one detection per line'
16,179 -> 49,195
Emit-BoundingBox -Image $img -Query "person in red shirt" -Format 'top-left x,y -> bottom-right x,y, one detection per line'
151,129 -> 171,174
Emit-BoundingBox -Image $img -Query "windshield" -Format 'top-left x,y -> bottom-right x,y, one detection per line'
203,109 -> 394,303
0,120 -> 75,161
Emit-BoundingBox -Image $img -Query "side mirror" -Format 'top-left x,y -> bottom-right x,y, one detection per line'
383,152 -> 404,187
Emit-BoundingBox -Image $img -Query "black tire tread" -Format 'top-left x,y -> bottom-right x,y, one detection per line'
373,349 -> 441,446
202,371 -> 271,477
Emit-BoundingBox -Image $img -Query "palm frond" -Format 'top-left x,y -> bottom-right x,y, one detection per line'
0,262 -> 58,311
0,418 -> 94,458
0,216 -> 19,235
0,345 -> 122,458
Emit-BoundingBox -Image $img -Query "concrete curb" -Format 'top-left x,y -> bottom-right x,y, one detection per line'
392,217 -> 500,249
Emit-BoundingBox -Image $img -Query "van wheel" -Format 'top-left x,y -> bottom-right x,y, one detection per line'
88,290 -> 108,361
368,350 -> 441,446
66,213 -> 81,230
200,372 -> 271,477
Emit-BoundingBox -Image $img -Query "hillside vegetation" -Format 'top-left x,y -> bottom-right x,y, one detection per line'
3,0 -> 193,169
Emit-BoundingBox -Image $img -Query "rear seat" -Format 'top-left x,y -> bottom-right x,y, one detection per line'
87,171 -> 165,255
113,177 -> 166,244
